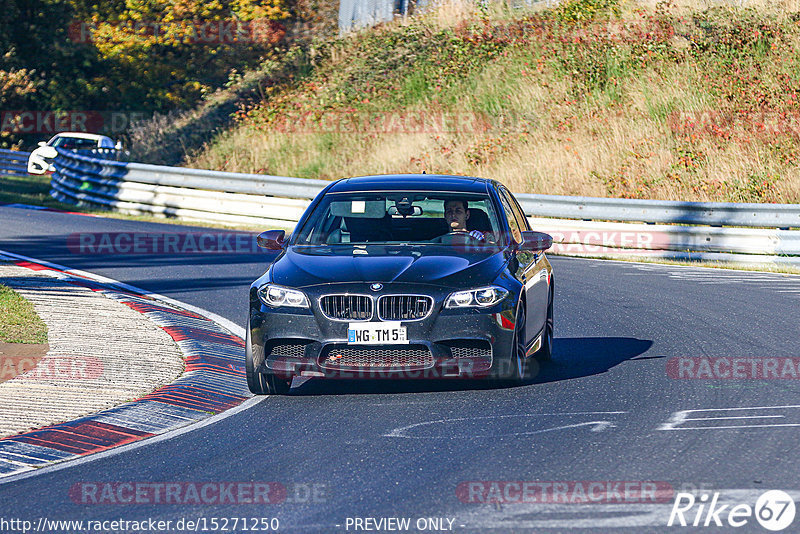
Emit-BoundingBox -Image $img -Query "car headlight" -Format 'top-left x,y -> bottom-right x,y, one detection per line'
445,286 -> 508,308
257,284 -> 309,308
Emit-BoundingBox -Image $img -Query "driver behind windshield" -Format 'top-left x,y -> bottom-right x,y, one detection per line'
443,199 -> 492,242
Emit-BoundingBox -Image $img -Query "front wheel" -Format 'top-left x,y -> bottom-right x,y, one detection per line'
532,288 -> 553,362
490,304 -> 529,385
246,320 -> 291,395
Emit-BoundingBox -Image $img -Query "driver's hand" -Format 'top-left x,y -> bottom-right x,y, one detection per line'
468,230 -> 486,241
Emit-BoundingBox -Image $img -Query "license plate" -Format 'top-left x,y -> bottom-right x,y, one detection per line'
348,322 -> 408,344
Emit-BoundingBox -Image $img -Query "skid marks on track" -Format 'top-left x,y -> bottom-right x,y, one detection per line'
620,263 -> 800,294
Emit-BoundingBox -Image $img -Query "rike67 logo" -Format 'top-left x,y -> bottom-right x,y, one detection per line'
668,490 -> 796,531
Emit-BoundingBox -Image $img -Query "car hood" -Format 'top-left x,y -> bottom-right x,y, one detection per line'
270,245 -> 507,289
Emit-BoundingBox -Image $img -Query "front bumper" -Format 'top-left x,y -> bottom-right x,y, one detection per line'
27,151 -> 55,174
249,285 -> 517,380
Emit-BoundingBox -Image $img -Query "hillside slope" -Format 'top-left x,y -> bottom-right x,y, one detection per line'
187,0 -> 800,203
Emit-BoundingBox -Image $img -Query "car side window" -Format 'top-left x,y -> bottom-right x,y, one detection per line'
497,188 -> 522,244
506,191 -> 530,232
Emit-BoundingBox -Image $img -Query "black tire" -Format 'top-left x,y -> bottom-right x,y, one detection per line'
491,303 -> 528,384
510,304 -> 530,383
532,287 -> 554,362
246,320 -> 291,395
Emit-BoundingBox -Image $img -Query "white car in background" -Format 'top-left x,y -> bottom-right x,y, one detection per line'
27,132 -> 118,174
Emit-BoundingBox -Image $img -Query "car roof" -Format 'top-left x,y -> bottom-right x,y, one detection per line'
49,132 -> 112,141
328,174 -> 490,194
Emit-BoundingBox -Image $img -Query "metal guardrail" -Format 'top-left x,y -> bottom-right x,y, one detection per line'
0,149 -> 30,177
533,217 -> 800,265
50,149 -> 800,264
52,149 -> 313,228
516,194 -> 800,229
55,148 -> 328,198
73,147 -> 130,162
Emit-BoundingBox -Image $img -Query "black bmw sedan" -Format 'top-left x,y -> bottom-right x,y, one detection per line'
246,174 -> 554,394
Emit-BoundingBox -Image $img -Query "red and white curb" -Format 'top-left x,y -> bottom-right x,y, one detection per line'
0,250 -> 253,480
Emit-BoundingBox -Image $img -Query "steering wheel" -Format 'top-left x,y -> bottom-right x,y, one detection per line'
438,231 -> 483,245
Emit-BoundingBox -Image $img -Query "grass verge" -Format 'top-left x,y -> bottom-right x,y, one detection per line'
0,173 -> 73,211
0,284 -> 48,344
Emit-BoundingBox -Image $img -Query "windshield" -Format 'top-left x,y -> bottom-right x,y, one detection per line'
50,136 -> 99,149
292,191 -> 504,247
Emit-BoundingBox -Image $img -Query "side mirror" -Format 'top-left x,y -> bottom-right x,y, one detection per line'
257,230 -> 286,250
518,231 -> 553,252
38,141 -> 47,147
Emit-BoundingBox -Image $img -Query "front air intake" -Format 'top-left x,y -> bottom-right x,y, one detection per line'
319,294 -> 373,321
377,295 -> 433,321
